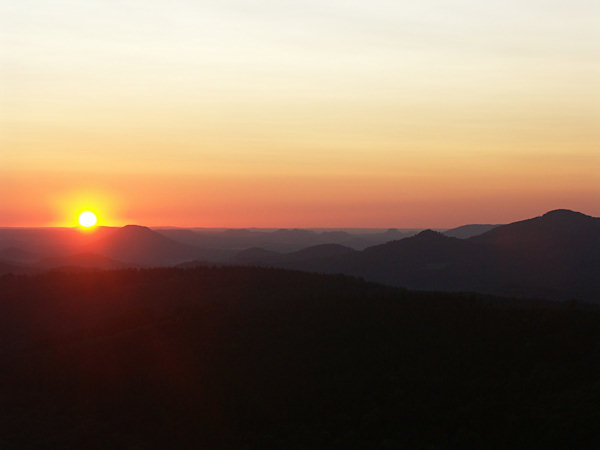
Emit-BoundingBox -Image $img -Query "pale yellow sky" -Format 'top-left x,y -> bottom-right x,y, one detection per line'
1,0 -> 599,226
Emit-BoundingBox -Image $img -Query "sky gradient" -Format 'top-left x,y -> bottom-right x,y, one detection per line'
2,0 -> 599,227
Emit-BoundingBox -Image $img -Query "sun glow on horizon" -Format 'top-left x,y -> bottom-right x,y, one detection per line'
78,211 -> 97,228
47,189 -> 121,228
1,1 -> 599,228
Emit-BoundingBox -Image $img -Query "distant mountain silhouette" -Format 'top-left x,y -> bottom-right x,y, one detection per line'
152,228 -> 209,247
156,227 -> 418,251
0,228 -> 80,259
1,210 -> 598,301
234,210 -> 600,302
443,224 -> 499,239
0,261 -> 32,276
285,243 -> 356,261
158,228 -> 325,252
0,247 -> 38,264
0,226 -> 402,271
233,244 -> 356,267
88,225 -> 203,266
35,252 -> 134,270
331,230 -> 484,292
233,247 -> 282,265
472,209 -> 600,249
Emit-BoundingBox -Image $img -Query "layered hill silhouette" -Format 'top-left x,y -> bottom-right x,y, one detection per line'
0,247 -> 38,264
235,210 -> 600,302
0,225 -> 229,271
34,253 -> 134,271
0,261 -> 32,275
233,243 -> 355,266
1,210 -> 598,301
87,225 -> 201,266
0,226 -> 415,271
156,226 -> 417,251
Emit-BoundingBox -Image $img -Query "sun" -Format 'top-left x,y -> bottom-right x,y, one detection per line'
78,211 -> 97,227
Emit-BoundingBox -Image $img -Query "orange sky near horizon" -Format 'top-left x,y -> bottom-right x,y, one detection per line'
1,1 -> 599,228
2,169 -> 598,228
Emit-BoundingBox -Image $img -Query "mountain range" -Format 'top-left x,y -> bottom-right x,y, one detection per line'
155,226 -> 419,251
1,209 -> 598,302
227,210 -> 600,302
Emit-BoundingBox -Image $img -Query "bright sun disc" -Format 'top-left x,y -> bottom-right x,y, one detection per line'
78,211 -> 97,227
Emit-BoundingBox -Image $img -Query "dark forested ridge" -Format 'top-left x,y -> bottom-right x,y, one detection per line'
1,267 -> 599,448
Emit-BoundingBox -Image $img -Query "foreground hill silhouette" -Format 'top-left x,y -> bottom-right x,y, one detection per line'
1,267 -> 600,448
239,210 -> 600,302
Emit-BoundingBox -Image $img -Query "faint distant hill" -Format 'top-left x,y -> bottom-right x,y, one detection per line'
0,226 -> 418,271
0,228 -> 88,260
157,228 -> 326,252
232,244 -> 356,266
0,261 -> 32,276
233,247 -> 282,265
156,227 -> 418,252
443,224 -> 499,239
234,210 -> 600,302
284,243 -> 356,261
87,225 -> 209,266
0,247 -> 38,264
34,253 -> 134,271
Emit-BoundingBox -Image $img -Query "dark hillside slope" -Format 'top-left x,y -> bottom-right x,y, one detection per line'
252,230 -> 488,293
472,209 -> 600,256
1,267 -> 600,448
444,224 -> 498,238
248,210 -> 600,302
341,230 -> 484,291
468,209 -> 600,299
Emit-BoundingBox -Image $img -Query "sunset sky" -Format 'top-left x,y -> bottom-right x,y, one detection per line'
2,0 -> 599,227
